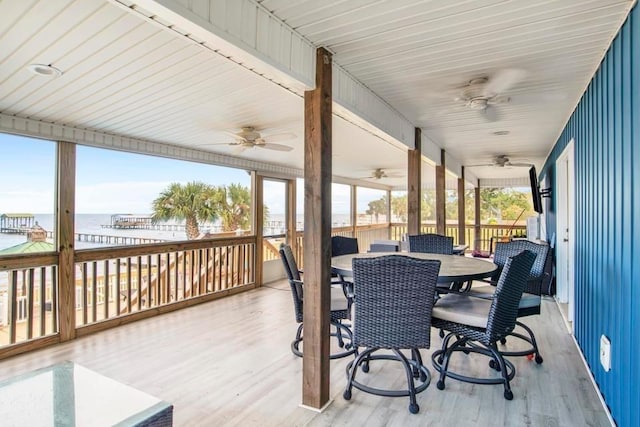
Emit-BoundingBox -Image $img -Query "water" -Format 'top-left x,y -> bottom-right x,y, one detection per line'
0,213 -> 205,251
0,212 -> 361,251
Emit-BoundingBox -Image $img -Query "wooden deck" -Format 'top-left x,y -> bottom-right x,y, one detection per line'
0,280 -> 609,426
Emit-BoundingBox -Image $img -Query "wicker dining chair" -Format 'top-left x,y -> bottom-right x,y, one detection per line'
343,255 -> 441,414
431,250 -> 536,400
408,233 -> 454,255
279,243 -> 354,359
467,240 -> 550,363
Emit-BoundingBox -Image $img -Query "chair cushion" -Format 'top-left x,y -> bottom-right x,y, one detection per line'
466,284 -> 495,298
519,292 -> 540,309
432,294 -> 492,328
467,286 -> 540,310
330,286 -> 349,312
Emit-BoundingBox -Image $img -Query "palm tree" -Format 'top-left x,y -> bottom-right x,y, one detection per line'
151,182 -> 221,240
219,183 -> 251,232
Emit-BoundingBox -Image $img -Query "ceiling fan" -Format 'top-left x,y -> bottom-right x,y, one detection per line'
359,168 -> 403,180
449,69 -> 527,122
204,126 -> 295,152
467,155 -> 532,168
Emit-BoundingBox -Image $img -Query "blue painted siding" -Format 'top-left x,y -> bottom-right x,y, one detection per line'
540,6 -> 639,426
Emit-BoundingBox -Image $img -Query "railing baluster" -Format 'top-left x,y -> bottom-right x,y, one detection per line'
9,272 -> 17,344
51,266 -> 58,333
182,250 -> 187,299
156,254 -> 161,305
92,261 -> 98,323
147,255 -> 152,307
127,257 -> 132,313
27,268 -> 34,340
39,267 -> 46,337
104,260 -> 109,320
82,263 -> 88,325
115,260 -> 121,315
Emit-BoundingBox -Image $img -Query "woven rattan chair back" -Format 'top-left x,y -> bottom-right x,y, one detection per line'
493,240 -> 549,294
332,236 -> 359,256
408,234 -> 453,255
485,250 -> 536,342
352,255 -> 440,349
279,243 -> 304,323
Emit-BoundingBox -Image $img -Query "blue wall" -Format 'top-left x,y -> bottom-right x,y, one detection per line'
540,6 -> 639,426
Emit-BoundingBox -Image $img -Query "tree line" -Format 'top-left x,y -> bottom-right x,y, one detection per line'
366,188 -> 535,223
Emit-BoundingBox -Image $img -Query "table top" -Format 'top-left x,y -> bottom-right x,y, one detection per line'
332,252 -> 498,283
0,362 -> 172,426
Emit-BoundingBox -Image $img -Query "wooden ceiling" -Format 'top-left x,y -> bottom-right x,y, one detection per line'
0,0 -> 634,187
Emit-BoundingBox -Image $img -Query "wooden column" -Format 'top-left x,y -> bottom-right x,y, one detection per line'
435,149 -> 446,235
350,185 -> 357,237
287,178 -> 297,255
386,189 -> 392,239
253,172 -> 264,287
57,142 -> 76,342
302,47 -> 332,410
407,128 -> 422,236
457,168 -> 466,245
474,181 -> 481,248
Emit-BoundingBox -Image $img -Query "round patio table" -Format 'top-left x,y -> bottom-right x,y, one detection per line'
331,252 -> 498,284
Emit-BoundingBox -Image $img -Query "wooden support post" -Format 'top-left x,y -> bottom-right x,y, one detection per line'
435,149 -> 446,235
474,181 -> 481,249
457,168 -> 466,245
287,178 -> 297,255
386,189 -> 392,239
407,128 -> 422,236
350,185 -> 357,238
302,47 -> 332,410
57,142 -> 76,342
253,172 -> 264,287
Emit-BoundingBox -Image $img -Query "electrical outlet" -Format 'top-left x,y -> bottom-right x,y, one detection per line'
600,335 -> 611,372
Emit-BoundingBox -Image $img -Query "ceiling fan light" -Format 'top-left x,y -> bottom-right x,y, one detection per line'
27,64 -> 63,77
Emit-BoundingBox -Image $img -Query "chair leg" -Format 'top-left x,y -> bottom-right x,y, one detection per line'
344,348 -> 375,400
489,344 -> 513,400
516,321 -> 543,364
394,349 -> 420,414
291,323 -> 304,357
335,321 -> 345,348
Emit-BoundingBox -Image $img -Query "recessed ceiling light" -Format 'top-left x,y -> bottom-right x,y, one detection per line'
27,64 -> 63,77
493,130 -> 510,136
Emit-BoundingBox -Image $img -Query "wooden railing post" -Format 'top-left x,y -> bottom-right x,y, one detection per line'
302,47 -> 332,410
57,141 -> 76,342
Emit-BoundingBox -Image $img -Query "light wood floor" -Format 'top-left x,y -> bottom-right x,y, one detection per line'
0,280 -> 609,426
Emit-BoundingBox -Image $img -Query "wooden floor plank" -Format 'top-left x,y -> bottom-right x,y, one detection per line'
0,281 -> 609,426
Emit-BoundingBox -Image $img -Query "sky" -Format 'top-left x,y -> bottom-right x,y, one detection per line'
0,133 -> 381,215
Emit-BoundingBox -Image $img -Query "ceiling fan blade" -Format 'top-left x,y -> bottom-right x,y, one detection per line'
482,68 -> 526,97
256,143 -> 293,152
263,132 -> 296,142
508,162 -> 534,167
480,106 -> 499,122
509,92 -> 567,103
466,163 -> 496,168
232,144 -> 249,154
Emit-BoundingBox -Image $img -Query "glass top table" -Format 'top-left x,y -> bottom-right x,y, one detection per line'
0,362 -> 172,426
332,252 -> 498,284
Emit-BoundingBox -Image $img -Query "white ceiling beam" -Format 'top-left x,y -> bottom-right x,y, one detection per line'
0,113 -> 303,177
119,0 -> 415,149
